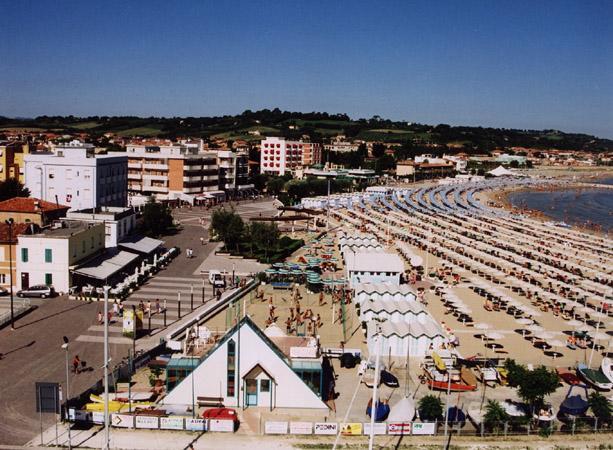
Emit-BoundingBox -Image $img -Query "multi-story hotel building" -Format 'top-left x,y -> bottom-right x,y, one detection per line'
126,143 -> 220,202
24,140 -> 127,211
260,137 -> 322,176
216,150 -> 254,197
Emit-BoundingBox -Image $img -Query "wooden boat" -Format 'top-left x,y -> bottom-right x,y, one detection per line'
601,357 -> 613,384
577,363 -> 612,391
423,366 -> 477,392
380,370 -> 400,388
366,399 -> 390,422
556,367 -> 582,386
532,404 -> 556,423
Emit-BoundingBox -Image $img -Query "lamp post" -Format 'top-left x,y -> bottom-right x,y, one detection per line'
61,336 -> 72,450
5,218 -> 14,329
103,286 -> 110,450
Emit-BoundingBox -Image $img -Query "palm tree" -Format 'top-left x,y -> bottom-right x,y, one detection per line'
483,400 -> 510,433
418,394 -> 444,422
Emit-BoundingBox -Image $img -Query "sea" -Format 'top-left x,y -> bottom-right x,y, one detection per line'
507,177 -> 613,233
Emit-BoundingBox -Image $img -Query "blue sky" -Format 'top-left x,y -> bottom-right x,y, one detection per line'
1,0 -> 612,137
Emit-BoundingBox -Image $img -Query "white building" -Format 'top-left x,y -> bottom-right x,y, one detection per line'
344,251 -> 404,287
324,141 -> 359,153
162,317 -> 329,410
16,221 -> 105,293
65,207 -> 137,247
367,318 -> 446,359
24,140 -> 127,211
260,137 -> 321,176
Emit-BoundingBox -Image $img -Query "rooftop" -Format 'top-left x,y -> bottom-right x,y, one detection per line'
23,220 -> 101,238
345,251 -> 405,273
0,197 -> 69,214
0,222 -> 35,243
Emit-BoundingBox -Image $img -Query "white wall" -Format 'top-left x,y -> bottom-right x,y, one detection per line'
16,237 -> 69,292
162,324 -> 328,410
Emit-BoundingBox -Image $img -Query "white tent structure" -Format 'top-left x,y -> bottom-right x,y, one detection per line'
366,317 -> 446,358
354,283 -> 417,306
488,165 -> 516,177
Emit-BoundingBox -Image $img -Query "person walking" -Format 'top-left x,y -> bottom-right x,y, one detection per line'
200,237 -> 205,246
155,299 -> 161,314
72,355 -> 81,374
146,300 -> 152,316
97,310 -> 103,325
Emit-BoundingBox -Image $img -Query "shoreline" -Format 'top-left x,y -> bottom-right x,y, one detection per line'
482,177 -> 612,236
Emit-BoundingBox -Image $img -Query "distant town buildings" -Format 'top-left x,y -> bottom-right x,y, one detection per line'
24,140 -> 128,211
0,141 -> 30,183
0,197 -> 69,226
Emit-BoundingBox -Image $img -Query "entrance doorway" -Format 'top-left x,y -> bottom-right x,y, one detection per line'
21,272 -> 29,289
245,379 -> 257,406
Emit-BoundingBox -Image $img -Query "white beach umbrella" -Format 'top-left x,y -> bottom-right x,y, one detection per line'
591,331 -> 609,341
485,331 -> 504,340
516,318 -> 533,326
535,331 -> 554,340
567,319 -> 583,328
474,323 -> 491,331
527,324 -> 543,333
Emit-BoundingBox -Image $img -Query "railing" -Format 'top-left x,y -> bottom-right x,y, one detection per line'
0,298 -> 32,327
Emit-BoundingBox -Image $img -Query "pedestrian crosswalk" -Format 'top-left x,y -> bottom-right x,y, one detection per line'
76,275 -> 216,345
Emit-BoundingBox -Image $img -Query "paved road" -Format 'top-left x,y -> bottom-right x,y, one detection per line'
0,200 -> 275,445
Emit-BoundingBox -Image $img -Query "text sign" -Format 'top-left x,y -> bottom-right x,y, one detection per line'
135,415 -> 159,429
363,422 -> 386,435
209,419 -> 235,432
340,423 -> 362,436
388,422 -> 412,435
35,382 -> 60,414
314,422 -> 338,435
265,421 -> 288,434
160,416 -> 184,430
92,411 -> 104,424
411,422 -> 436,435
111,414 -> 134,428
185,418 -> 206,431
289,421 -> 313,434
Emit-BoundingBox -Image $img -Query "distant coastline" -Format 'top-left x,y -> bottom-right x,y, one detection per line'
493,174 -> 613,234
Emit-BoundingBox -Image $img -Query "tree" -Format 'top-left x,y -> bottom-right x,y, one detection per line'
0,178 -> 30,202
589,392 -> 612,426
141,198 -> 173,237
418,395 -> 444,421
210,208 -> 244,252
516,366 -> 559,412
504,359 -> 525,387
483,400 -> 510,433
250,221 -> 280,259
509,159 -> 520,168
375,154 -> 396,174
266,177 -> 285,196
371,142 -> 386,158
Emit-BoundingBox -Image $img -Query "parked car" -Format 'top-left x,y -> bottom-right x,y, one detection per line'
17,285 -> 55,298
0,287 -> 8,296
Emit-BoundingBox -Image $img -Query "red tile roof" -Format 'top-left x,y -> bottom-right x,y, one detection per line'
0,197 -> 69,213
0,222 -> 35,243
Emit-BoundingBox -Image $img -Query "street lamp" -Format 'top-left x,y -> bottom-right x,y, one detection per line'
61,336 -> 72,450
5,218 -> 14,329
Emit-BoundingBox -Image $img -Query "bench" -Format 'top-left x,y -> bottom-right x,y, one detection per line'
197,396 -> 225,407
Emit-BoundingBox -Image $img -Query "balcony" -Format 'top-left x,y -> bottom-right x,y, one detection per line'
143,185 -> 167,193
143,174 -> 167,181
128,162 -> 142,169
143,163 -> 169,170
127,173 -> 141,180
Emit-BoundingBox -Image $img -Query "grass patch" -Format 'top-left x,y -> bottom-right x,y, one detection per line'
68,121 -> 102,130
116,126 -> 164,137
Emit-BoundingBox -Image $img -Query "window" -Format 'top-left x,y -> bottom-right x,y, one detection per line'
227,340 -> 236,397
45,273 -> 52,286
44,248 -> 52,263
21,248 -> 28,262
0,274 -> 5,284
82,241 -> 86,253
260,379 -> 270,392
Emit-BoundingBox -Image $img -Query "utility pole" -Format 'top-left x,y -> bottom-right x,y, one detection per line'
5,218 -> 14,329
103,286 -> 110,450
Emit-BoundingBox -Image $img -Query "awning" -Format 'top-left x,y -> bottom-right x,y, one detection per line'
73,249 -> 140,280
119,235 -> 164,255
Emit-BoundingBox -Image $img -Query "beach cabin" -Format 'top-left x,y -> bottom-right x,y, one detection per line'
353,283 -> 417,306
345,251 -> 404,287
367,318 -> 446,358
161,316 -> 328,411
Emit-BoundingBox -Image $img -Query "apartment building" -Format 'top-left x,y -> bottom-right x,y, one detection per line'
323,141 -> 359,153
216,150 -> 254,196
24,140 -> 127,211
126,143 -> 220,202
0,141 -> 30,182
260,137 -> 322,176
66,206 -> 137,247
